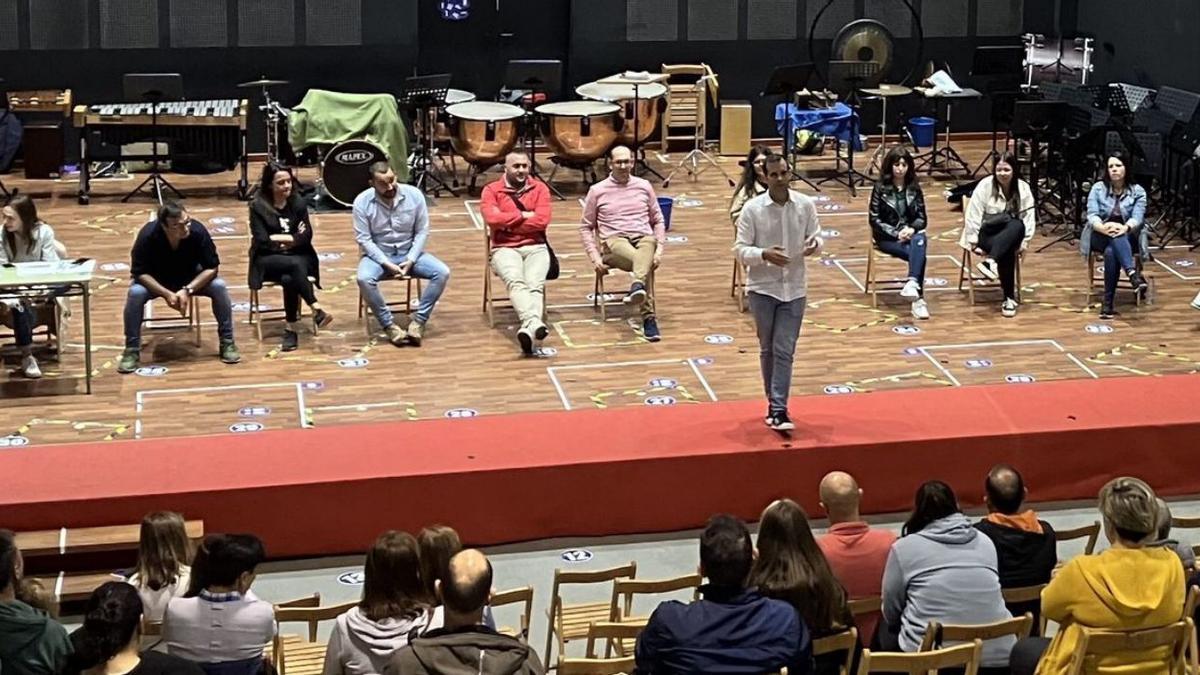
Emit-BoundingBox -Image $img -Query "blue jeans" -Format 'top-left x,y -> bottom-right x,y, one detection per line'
123,278 -> 235,348
9,303 -> 34,347
1090,230 -> 1136,304
875,231 -> 927,294
748,292 -> 808,415
357,252 -> 450,328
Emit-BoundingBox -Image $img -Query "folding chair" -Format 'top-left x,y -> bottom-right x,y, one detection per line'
544,562 -> 637,669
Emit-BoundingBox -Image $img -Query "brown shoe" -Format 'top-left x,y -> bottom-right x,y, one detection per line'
385,324 -> 406,346
406,319 -> 425,346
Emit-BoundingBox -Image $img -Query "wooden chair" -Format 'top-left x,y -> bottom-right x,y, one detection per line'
594,268 -> 655,322
141,295 -> 201,346
1086,250 -> 1146,308
813,627 -> 859,675
544,562 -> 637,670
557,655 -> 636,675
0,298 -> 64,355
848,596 -> 883,617
1065,620 -> 1193,675
585,620 -> 647,659
491,586 -> 534,641
856,639 -> 982,675
1183,586 -> 1199,674
660,64 -> 709,153
605,574 -> 700,655
864,232 -> 909,307
1057,521 -> 1102,558
728,210 -> 748,313
357,276 -> 422,337
919,613 -> 1033,653
1002,584 -> 1048,634
958,197 -> 1022,305
272,595 -> 356,675
1172,516 -> 1200,531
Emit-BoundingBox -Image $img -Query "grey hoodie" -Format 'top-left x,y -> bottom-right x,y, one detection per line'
881,513 -> 1015,667
0,599 -> 72,675
322,606 -> 428,675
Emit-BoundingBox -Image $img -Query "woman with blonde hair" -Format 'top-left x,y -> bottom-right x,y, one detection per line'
125,511 -> 192,623
1009,477 -> 1185,674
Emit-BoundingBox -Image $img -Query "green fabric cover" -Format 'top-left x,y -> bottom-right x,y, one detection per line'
288,89 -> 409,181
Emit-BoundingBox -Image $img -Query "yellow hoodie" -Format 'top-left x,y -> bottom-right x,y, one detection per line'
1036,546 -> 1185,675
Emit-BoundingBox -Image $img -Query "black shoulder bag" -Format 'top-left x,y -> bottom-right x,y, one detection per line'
506,191 -> 559,280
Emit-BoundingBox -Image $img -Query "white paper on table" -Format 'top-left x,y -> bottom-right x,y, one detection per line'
13,260 -> 96,276
622,70 -> 654,82
925,70 -> 962,95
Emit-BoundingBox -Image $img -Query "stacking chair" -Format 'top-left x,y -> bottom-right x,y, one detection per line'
246,232 -> 320,341
605,574 -> 700,655
919,613 -> 1034,655
864,231 -> 909,307
357,276 -> 422,337
491,586 -> 534,641
1002,584 -> 1048,635
142,295 -> 201,347
813,627 -> 859,675
594,269 -> 655,322
856,640 -> 982,675
958,197 -> 1022,305
584,620 -> 648,659
544,562 -> 637,669
557,655 -> 636,675
1057,521 -> 1102,559
1086,249 -> 1147,307
272,594 -> 356,675
1065,620 -> 1193,675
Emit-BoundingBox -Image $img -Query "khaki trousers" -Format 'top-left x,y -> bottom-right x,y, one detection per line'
490,244 -> 550,329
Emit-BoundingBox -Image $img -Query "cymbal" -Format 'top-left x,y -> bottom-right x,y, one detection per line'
238,78 -> 289,89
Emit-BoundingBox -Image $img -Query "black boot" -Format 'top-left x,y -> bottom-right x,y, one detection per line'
1099,301 -> 1115,320
1128,270 -> 1149,295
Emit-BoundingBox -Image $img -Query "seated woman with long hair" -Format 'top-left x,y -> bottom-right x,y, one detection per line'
125,511 -> 192,624
961,152 -> 1035,318
1,193 -> 66,379
1081,152 -> 1149,319
748,499 -> 854,675
869,146 -> 931,320
729,145 -> 770,223
68,582 -> 202,675
416,525 -> 495,632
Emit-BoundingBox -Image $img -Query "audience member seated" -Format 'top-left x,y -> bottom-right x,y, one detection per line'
868,146 -> 931,320
749,499 -> 853,675
0,530 -> 72,675
881,481 -> 1015,669
962,151 -> 1035,318
119,202 -> 240,373
816,471 -> 896,647
163,534 -> 274,675
249,162 -> 332,352
728,145 -> 769,223
1009,477 -> 1185,675
323,532 -> 430,675
125,511 -> 193,624
1,193 -> 64,379
417,526 -> 494,633
635,514 -> 813,675
481,151 -> 553,355
1150,499 -> 1196,572
384,549 -> 543,675
1081,152 -> 1149,320
68,581 -> 204,675
579,144 -> 667,342
353,161 -> 450,347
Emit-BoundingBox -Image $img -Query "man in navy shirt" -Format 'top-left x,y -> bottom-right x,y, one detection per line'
118,202 -> 240,372
635,514 -> 813,674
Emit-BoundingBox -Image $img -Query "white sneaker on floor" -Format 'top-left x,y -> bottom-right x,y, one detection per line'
899,278 -> 921,300
911,298 -> 930,320
977,258 -> 999,280
21,355 -> 42,379
1192,289 -> 1200,310
1001,298 -> 1018,318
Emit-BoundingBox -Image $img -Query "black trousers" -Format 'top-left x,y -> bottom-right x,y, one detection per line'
257,254 -> 317,322
1010,637 -> 1051,675
978,217 -> 1025,300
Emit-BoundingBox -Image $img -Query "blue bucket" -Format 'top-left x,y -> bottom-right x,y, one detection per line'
908,116 -> 936,148
658,197 -> 674,231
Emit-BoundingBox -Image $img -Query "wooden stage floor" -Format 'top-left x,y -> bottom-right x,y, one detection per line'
3,141 -> 1199,447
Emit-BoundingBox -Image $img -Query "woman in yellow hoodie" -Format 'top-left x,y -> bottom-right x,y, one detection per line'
1010,477 -> 1185,675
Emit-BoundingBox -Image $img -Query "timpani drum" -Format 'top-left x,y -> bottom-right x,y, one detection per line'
535,101 -> 623,163
575,81 -> 668,145
445,101 -> 525,166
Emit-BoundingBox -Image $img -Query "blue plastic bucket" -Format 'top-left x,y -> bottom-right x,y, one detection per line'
658,197 -> 674,231
908,116 -> 936,148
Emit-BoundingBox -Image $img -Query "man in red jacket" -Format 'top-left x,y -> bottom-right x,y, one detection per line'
480,151 -> 553,355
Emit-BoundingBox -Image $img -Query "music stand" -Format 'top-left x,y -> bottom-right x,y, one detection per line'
399,73 -> 457,197
120,73 -> 184,204
970,45 -> 1025,176
762,63 -> 819,190
819,60 -> 879,196
503,59 -> 565,200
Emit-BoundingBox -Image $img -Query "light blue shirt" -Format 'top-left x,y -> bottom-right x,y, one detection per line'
352,184 -> 429,265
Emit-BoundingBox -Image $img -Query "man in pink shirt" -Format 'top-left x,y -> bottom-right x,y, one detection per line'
816,471 -> 897,647
579,145 -> 667,341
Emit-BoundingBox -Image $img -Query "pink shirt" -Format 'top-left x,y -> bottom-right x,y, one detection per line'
817,521 -> 897,645
579,175 -> 666,264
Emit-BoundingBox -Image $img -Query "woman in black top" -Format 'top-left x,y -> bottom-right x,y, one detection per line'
248,162 -> 331,351
68,581 -> 203,675
868,146 -> 930,320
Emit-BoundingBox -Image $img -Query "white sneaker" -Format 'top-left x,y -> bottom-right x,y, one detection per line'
977,258 -> 999,280
911,298 -> 930,320
22,355 -> 42,379
1192,289 -> 1200,310
1001,298 -> 1018,318
899,279 -> 921,300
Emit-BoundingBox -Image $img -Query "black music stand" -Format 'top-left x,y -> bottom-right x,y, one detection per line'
503,59 -> 565,200
399,73 -> 457,198
762,63 -> 819,191
970,45 -> 1025,177
819,60 -> 879,196
120,73 -> 184,204
1008,100 -> 1072,249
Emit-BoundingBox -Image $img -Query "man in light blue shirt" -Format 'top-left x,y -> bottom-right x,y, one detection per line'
353,161 -> 451,346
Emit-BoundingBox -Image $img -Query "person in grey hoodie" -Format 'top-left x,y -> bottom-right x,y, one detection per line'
0,530 -> 72,675
880,481 -> 1015,669
324,532 -> 431,675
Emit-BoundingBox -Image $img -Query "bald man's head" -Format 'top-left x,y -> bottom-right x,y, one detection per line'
984,464 -> 1026,515
441,549 -> 492,614
819,471 -> 862,522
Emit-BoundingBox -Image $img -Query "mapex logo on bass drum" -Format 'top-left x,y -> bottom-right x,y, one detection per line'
336,150 -> 374,165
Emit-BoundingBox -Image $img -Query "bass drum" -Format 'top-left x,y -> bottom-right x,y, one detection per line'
535,101 -> 623,163
321,139 -> 388,207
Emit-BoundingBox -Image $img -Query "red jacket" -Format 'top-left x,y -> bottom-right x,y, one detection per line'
480,178 -> 551,248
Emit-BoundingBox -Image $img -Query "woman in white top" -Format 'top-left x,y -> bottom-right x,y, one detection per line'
728,145 -> 770,223
961,152 -> 1036,318
1,194 -> 62,378
125,511 -> 193,624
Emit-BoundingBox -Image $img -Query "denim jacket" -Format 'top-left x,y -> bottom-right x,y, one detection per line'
1081,182 -> 1150,258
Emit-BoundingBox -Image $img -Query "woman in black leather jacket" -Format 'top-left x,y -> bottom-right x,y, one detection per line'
868,146 -> 930,320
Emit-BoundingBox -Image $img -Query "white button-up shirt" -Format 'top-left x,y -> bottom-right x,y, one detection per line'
733,189 -> 822,303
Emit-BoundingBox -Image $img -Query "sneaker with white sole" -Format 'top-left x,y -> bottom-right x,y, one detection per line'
977,258 -> 999,280
911,298 -> 930,320
1192,289 -> 1200,310
899,278 -> 921,300
1001,298 -> 1018,318
21,354 -> 42,379
767,411 -> 795,432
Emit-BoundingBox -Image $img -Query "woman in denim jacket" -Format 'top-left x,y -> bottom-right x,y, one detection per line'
1082,152 -> 1149,319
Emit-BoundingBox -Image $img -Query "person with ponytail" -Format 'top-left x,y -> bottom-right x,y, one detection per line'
69,582 -> 202,675
0,529 -> 72,675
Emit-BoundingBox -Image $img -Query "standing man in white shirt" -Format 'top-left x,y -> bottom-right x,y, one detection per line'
734,152 -> 822,431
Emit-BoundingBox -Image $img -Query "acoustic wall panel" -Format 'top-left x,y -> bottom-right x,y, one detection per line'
807,0 -> 857,40
100,0 -> 159,49
627,0 -> 677,42
688,0 -> 737,41
0,0 -> 17,50
977,0 -> 1024,36
864,0 -> 912,39
29,0 -> 89,49
170,0 -> 228,47
238,0 -> 295,47
307,0 -> 362,46
748,0 -> 797,41
921,0 -> 969,37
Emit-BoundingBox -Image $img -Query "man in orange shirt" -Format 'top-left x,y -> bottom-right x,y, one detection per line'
480,151 -> 552,355
815,471 -> 897,648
